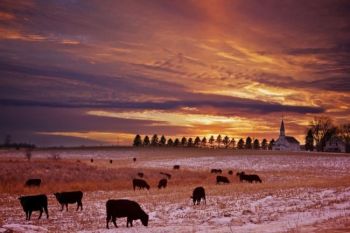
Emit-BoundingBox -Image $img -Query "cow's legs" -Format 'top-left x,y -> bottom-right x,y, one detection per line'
28,210 -> 32,220
127,217 -> 133,227
38,208 -> 43,219
25,211 -> 29,220
112,216 -> 118,228
66,204 -> 68,211
106,214 -> 111,229
60,204 -> 64,211
77,201 -> 83,211
44,205 -> 49,219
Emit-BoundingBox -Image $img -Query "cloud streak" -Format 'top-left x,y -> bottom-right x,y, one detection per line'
0,0 -> 349,146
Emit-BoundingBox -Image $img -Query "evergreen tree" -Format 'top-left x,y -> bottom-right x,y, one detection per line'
268,139 -> 275,150
174,138 -> 180,146
167,138 -> 174,146
187,138 -> 193,147
216,134 -> 222,148
245,137 -> 252,149
223,136 -> 230,148
261,138 -> 268,150
305,129 -> 314,151
230,138 -> 236,149
237,138 -> 244,149
201,137 -> 207,147
194,136 -> 201,147
160,135 -> 166,146
181,137 -> 187,146
151,134 -> 159,146
133,134 -> 142,147
143,135 -> 150,146
209,135 -> 215,148
253,139 -> 260,150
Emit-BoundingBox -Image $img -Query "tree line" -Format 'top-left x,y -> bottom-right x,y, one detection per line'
133,134 -> 275,150
305,116 -> 350,152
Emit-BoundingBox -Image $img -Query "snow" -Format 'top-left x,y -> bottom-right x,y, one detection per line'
1,150 -> 350,232
1,224 -> 48,233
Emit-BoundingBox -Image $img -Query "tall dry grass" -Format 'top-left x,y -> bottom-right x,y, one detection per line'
1,157 -> 349,196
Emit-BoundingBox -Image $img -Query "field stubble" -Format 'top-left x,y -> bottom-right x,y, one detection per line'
0,148 -> 350,232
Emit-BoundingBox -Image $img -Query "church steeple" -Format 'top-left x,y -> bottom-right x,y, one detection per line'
280,119 -> 285,137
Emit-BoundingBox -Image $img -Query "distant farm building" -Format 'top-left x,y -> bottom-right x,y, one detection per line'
324,137 -> 346,153
272,120 -> 300,151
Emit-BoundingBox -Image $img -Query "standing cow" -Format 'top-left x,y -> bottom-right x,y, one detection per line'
106,199 -> 149,228
54,191 -> 83,211
157,179 -> 167,189
191,186 -> 206,205
132,179 -> 150,190
18,194 -> 48,220
216,175 -> 230,184
24,178 -> 41,188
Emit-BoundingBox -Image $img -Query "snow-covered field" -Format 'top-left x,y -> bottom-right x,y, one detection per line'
0,148 -> 349,232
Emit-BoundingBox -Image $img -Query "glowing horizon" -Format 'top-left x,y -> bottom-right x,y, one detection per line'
0,0 -> 349,146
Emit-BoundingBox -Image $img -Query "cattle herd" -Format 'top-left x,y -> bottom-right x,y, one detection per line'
18,163 -> 262,228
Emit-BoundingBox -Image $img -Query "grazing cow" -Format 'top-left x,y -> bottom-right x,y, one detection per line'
137,172 -> 144,178
18,194 -> 48,220
24,178 -> 41,187
237,172 -> 262,183
228,170 -> 233,175
133,157 -> 137,162
191,186 -> 206,205
110,160 -> 113,164
210,169 -> 222,174
159,172 -> 171,180
159,172 -> 171,179
157,179 -> 167,189
216,175 -> 230,184
132,179 -> 150,190
90,158 -> 94,163
54,191 -> 83,211
173,165 -> 180,170
106,199 -> 148,228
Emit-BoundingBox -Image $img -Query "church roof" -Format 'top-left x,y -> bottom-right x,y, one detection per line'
280,120 -> 285,132
285,136 -> 299,144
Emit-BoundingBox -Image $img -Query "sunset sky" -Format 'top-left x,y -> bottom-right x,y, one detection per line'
0,0 -> 349,146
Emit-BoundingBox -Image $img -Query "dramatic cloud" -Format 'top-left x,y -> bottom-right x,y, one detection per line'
0,0 -> 349,145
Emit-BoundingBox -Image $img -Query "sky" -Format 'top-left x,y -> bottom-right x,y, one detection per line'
0,0 -> 349,146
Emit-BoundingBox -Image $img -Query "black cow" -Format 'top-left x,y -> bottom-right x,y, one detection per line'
18,194 -> 48,220
173,165 -> 180,170
137,172 -> 144,178
24,178 -> 41,187
191,186 -> 206,205
157,179 -> 167,189
133,157 -> 137,162
106,199 -> 148,228
228,170 -> 233,175
54,191 -> 83,211
159,172 -> 171,179
110,160 -> 113,164
90,158 -> 94,163
132,179 -> 150,190
237,172 -> 262,183
210,169 -> 222,174
216,175 -> 230,184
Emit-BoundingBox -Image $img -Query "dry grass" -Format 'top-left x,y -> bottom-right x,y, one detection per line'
0,148 -> 349,232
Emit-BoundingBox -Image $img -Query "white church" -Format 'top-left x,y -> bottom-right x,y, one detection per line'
272,120 -> 300,151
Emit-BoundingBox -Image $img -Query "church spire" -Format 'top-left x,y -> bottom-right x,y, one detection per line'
280,119 -> 285,137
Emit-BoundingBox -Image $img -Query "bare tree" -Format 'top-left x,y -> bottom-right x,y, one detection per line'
309,116 -> 334,151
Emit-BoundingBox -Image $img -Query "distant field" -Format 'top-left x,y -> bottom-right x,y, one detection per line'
0,148 -> 349,232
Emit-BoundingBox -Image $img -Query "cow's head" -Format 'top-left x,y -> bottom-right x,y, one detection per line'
141,213 -> 149,226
